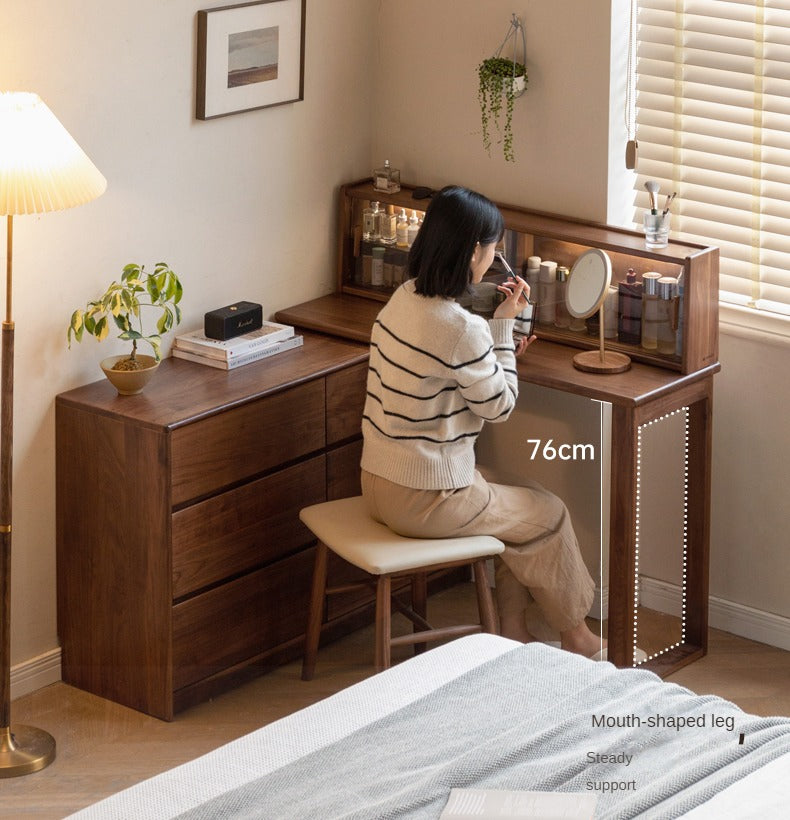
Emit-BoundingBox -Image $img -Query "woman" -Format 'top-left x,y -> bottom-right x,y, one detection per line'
360,185 -> 604,658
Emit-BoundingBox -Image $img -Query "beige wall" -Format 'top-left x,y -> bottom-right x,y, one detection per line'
2,0 -> 377,676
4,0 -> 789,694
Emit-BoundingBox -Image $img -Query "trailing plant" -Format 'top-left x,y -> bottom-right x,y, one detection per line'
68,262 -> 183,370
478,56 -> 527,163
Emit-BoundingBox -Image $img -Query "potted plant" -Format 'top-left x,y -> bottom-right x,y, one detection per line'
478,56 -> 527,163
68,261 -> 183,394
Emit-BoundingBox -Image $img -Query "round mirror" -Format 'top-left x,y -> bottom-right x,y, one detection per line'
566,248 -> 631,374
567,249 -> 612,318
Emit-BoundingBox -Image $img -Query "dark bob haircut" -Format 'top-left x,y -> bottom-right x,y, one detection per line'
409,185 -> 505,299
409,186 -> 505,298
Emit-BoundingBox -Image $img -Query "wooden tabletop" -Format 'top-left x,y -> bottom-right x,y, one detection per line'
56,330 -> 369,430
276,294 -> 720,408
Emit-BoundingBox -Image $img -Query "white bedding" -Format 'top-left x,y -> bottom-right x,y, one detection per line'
68,635 -> 790,819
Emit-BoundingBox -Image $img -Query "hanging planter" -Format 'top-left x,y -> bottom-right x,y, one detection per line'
478,14 -> 527,163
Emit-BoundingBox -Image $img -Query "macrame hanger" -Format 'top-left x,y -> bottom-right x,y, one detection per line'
494,13 -> 527,90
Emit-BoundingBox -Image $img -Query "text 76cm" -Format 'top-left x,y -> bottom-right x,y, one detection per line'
527,439 -> 596,461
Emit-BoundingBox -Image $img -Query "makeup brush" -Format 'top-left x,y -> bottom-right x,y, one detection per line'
644,180 -> 660,214
662,192 -> 677,215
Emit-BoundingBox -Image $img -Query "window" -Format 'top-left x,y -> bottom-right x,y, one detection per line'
635,0 -> 790,319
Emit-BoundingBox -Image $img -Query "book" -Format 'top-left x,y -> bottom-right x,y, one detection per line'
174,322 -> 294,360
172,334 -> 303,370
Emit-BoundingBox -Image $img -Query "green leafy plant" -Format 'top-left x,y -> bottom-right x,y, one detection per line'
478,56 -> 527,163
68,262 -> 183,370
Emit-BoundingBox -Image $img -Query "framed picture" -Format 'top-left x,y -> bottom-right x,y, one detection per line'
197,0 -> 306,120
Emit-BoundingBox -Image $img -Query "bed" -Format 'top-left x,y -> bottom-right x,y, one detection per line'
68,634 -> 790,819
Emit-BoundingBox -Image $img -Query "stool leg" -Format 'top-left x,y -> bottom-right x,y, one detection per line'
375,575 -> 392,672
302,541 -> 329,681
473,559 -> 498,634
412,572 -> 428,655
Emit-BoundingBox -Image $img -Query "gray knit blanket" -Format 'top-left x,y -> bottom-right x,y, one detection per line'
176,644 -> 790,819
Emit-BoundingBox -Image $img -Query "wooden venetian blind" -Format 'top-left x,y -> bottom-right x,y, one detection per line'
635,0 -> 790,316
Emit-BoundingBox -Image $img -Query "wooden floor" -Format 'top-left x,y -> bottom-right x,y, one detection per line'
6,582 -> 790,819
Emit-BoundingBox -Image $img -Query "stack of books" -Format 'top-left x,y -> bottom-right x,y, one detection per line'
172,321 -> 303,370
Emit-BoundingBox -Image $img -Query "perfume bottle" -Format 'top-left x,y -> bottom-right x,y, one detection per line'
656,276 -> 678,354
618,267 -> 643,345
641,272 -> 662,349
554,266 -> 571,328
396,208 -> 409,248
372,159 -> 401,193
377,205 -> 396,245
362,201 -> 380,241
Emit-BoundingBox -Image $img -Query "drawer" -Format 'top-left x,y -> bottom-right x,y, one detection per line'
171,380 -> 325,505
172,547 -> 314,691
172,456 -> 326,599
327,439 -> 362,501
326,362 -> 367,445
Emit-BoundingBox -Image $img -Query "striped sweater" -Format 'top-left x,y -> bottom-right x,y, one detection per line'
360,278 -> 519,489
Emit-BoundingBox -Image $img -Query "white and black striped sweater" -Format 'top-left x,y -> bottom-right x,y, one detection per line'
360,279 -> 519,490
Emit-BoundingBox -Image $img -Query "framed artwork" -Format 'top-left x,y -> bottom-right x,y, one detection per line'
197,0 -> 306,120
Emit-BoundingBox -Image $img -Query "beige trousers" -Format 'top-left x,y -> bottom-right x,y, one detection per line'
360,469 -> 595,633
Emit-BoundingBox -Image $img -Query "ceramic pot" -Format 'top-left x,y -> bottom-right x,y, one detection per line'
100,354 -> 160,395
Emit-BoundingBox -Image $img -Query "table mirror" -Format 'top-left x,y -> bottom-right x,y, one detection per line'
566,249 -> 631,373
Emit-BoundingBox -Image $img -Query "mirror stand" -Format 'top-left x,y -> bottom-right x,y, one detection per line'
573,305 -> 632,373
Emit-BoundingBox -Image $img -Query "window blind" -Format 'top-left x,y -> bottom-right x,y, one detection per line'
635,0 -> 790,316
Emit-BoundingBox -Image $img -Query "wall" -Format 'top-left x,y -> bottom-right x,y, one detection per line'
2,0 -> 376,688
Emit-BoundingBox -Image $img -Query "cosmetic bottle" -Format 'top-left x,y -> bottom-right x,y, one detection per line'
538,260 -> 557,325
525,256 -> 541,296
372,159 -> 401,193
396,208 -> 409,248
603,286 -> 618,338
617,267 -> 643,345
371,246 -> 385,287
656,276 -> 678,354
407,210 -> 420,247
360,242 -> 373,285
675,271 -> 684,357
378,205 -> 396,245
640,272 -> 662,350
362,201 -> 380,241
554,266 -> 571,328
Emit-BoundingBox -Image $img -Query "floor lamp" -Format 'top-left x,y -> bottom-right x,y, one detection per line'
0,92 -> 106,777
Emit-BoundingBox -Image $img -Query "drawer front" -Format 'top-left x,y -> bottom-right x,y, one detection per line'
327,439 -> 362,501
171,380 -> 325,506
326,362 -> 367,445
172,456 -> 326,599
172,548 -> 314,691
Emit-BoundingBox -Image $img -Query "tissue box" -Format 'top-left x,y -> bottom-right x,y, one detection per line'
204,301 -> 263,341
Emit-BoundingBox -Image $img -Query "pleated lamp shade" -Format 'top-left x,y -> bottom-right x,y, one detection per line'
0,91 -> 107,216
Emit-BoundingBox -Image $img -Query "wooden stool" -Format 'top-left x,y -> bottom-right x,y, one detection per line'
299,496 -> 504,680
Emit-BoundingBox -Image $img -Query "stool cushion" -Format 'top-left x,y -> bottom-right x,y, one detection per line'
300,496 -> 504,575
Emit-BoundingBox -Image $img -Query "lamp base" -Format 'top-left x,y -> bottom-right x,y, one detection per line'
573,349 -> 632,374
0,725 -> 56,777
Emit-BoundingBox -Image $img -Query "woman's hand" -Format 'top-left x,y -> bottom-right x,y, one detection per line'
493,276 -> 530,320
515,334 -> 537,356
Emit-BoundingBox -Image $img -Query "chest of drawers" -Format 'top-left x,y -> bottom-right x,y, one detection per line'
56,332 -> 368,719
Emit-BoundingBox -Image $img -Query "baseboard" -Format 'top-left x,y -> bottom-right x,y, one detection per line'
10,647 -> 62,701
639,576 -> 790,652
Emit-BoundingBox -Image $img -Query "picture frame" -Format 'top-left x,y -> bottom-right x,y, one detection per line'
197,0 -> 306,120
